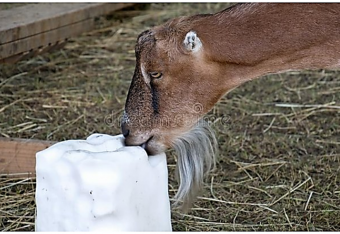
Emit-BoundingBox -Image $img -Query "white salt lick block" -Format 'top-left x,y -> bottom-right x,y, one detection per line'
35,134 -> 172,232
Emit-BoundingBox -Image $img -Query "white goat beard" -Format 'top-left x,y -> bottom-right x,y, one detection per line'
172,120 -> 218,211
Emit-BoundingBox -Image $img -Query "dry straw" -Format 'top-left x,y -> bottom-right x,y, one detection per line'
1,3 -> 340,231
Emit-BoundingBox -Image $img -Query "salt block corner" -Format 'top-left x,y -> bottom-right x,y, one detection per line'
35,133 -> 171,232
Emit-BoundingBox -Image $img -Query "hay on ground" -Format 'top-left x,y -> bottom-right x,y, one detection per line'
0,3 -> 339,231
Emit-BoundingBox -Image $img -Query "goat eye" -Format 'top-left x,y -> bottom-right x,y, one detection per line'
150,72 -> 162,79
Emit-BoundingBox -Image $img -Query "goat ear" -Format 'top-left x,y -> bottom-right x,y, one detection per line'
183,31 -> 202,53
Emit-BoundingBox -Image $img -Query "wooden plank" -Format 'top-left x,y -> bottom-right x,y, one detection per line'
0,3 -> 135,45
0,18 -> 94,61
0,138 -> 55,176
0,3 -> 135,60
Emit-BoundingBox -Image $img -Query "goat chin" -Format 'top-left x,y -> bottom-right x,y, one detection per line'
172,120 -> 218,212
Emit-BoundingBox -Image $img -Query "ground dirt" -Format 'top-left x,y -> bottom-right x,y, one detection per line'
0,3 -> 339,231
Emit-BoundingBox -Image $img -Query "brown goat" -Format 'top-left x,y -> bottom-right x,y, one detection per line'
121,3 -> 340,210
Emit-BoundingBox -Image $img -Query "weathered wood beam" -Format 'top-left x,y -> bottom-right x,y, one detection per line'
0,3 -> 135,63
0,138 -> 55,176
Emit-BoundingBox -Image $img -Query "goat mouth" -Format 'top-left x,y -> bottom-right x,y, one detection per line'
140,136 -> 154,154
140,136 -> 166,155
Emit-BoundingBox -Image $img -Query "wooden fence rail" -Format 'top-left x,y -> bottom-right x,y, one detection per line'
0,3 -> 135,63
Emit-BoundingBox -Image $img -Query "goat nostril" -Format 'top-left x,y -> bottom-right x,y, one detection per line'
123,129 -> 130,138
121,123 -> 130,138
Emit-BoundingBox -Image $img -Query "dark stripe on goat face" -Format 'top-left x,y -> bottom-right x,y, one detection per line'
150,83 -> 160,115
